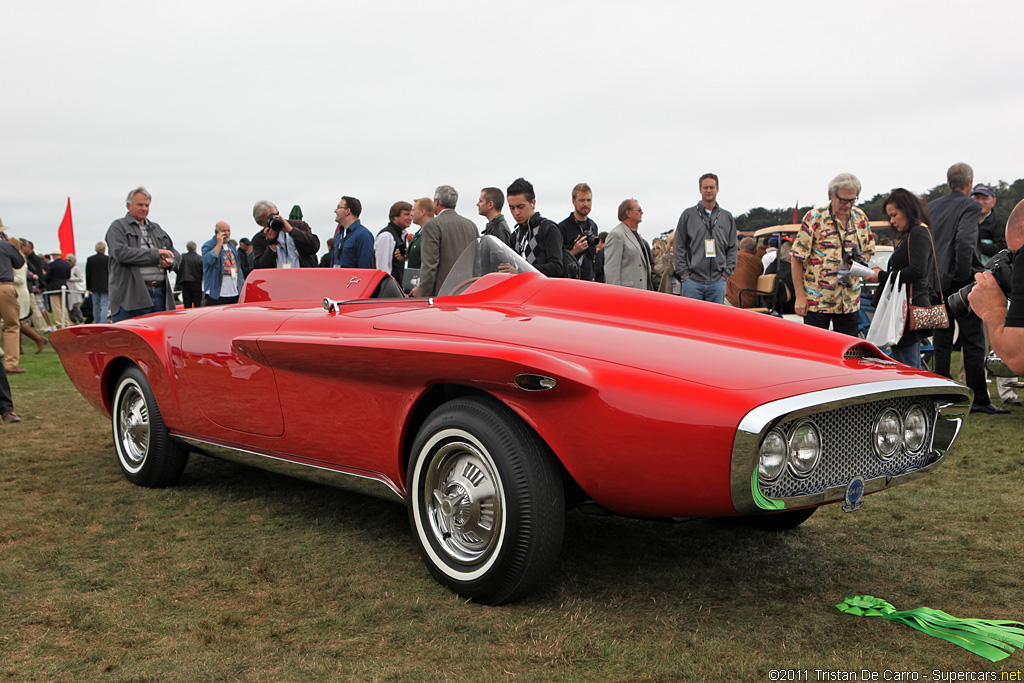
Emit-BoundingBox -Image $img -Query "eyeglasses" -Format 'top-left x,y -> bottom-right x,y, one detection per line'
835,195 -> 858,206
336,204 -> 348,211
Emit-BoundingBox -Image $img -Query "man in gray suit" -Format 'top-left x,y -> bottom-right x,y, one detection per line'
411,185 -> 479,297
604,199 -> 652,290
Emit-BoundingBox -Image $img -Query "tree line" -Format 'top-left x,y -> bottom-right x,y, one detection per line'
734,178 -> 1024,232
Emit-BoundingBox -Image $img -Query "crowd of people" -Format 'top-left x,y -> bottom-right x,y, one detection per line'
2,162 -> 1022,424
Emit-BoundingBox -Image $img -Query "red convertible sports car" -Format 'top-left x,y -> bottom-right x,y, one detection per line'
52,237 -> 973,604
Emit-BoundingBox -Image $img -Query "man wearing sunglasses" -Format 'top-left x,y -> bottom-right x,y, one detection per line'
790,173 -> 876,336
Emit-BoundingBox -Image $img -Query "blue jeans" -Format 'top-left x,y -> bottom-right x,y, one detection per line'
91,292 -> 110,324
680,278 -> 727,304
890,340 -> 922,368
112,286 -> 166,322
803,310 -> 860,337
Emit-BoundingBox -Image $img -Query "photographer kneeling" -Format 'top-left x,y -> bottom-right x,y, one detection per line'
968,199 -> 1024,376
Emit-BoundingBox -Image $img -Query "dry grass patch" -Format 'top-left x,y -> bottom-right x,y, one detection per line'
1,350 -> 1022,681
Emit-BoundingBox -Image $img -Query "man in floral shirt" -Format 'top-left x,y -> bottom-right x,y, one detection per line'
790,173 -> 876,336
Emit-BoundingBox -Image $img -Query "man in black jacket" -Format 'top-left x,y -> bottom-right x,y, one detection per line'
251,200 -> 320,269
44,250 -> 72,328
85,242 -> 110,323
507,178 -> 564,277
930,163 -> 1007,414
973,184 -> 1007,265
557,183 -> 600,281
477,187 -> 514,248
970,183 -> 1018,405
375,201 -> 411,285
176,241 -> 204,308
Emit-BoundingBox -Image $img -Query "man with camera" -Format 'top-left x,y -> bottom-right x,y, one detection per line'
970,183 -> 1017,405
251,200 -> 320,269
790,173 -> 874,335
557,183 -> 600,281
968,199 -> 1024,378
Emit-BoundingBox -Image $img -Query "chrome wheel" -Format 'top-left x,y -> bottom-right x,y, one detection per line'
117,383 -> 151,472
422,436 -> 504,567
408,396 -> 564,605
111,367 -> 189,488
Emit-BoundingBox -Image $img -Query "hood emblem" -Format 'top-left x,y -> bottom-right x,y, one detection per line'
347,276 -> 361,288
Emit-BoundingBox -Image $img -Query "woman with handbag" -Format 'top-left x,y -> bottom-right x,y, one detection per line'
869,189 -> 943,368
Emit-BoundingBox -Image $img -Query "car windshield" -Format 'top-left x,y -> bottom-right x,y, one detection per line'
436,236 -> 539,297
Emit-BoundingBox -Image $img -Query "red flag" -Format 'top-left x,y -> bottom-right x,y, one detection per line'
57,197 -> 75,258
792,201 -> 799,225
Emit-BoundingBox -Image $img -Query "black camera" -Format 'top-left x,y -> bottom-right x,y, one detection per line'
947,248 -> 1015,318
838,245 -> 869,286
845,245 -> 868,268
265,213 -> 285,244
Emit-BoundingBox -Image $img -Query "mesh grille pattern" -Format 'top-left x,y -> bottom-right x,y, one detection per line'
760,396 -> 933,499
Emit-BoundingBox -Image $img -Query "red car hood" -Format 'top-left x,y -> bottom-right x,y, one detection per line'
373,276 -> 920,392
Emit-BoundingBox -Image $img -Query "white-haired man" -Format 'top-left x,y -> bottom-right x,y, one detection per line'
604,199 -> 652,290
251,200 -> 320,269
790,173 -> 875,337
411,185 -> 478,297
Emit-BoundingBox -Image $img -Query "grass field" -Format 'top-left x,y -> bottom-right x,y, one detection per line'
2,348 -> 1023,682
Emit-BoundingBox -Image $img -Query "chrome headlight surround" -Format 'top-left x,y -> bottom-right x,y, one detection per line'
731,378 -> 973,516
872,407 -> 903,461
758,429 -> 788,482
787,420 -> 821,478
902,403 -> 928,455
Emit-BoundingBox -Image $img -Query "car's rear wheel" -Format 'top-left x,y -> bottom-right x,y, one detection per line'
743,507 -> 816,531
407,396 -> 564,604
112,366 -> 189,488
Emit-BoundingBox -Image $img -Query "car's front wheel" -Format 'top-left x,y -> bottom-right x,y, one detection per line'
407,396 -> 564,604
112,366 -> 189,488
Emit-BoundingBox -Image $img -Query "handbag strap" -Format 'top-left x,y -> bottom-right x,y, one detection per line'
905,225 -> 945,304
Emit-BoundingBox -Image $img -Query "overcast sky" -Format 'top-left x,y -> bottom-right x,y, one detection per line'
3,0 -> 1022,257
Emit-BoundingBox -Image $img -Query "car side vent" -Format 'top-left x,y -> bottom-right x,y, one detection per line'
844,343 -> 898,365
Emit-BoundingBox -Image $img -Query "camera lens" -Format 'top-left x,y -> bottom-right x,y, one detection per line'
947,283 -> 973,318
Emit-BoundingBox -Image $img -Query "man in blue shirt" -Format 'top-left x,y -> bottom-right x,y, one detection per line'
330,196 -> 375,268
202,222 -> 244,306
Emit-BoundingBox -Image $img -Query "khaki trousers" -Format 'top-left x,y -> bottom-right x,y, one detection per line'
48,292 -> 69,328
0,283 -> 21,370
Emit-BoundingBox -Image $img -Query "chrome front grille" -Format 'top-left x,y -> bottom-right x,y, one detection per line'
759,396 -> 934,500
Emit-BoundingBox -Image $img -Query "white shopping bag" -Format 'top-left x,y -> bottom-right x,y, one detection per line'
866,272 -> 907,348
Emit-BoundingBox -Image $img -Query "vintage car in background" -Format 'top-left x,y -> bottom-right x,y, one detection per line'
51,237 -> 973,604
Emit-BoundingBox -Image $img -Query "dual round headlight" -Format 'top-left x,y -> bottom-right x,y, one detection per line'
758,420 -> 821,482
758,404 -> 930,483
873,404 -> 928,460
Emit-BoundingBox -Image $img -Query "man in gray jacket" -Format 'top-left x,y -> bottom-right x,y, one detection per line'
604,199 -> 652,290
106,187 -> 179,321
412,185 -> 479,297
673,173 -> 737,304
